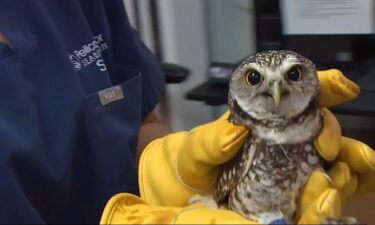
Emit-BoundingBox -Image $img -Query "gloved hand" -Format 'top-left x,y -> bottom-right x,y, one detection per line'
295,70 -> 375,223
100,193 -> 258,224
99,191 -> 343,224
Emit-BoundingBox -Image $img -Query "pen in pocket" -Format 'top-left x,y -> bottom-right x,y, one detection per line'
0,32 -> 12,55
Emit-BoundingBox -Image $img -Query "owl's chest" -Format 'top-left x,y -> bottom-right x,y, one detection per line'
229,140 -> 322,221
250,142 -> 320,183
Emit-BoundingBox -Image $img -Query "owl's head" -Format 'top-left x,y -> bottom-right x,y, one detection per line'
228,50 -> 319,127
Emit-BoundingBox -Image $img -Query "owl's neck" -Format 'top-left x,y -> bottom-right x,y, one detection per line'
230,99 -> 322,145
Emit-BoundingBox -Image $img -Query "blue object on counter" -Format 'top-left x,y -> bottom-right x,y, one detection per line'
269,218 -> 289,225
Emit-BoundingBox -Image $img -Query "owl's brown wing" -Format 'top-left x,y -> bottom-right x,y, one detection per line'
214,138 -> 262,203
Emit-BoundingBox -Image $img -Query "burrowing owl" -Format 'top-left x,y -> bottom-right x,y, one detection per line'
190,50 -> 355,224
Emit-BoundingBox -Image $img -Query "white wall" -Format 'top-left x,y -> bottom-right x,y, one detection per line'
123,0 -> 156,53
208,0 -> 256,116
157,0 -> 214,131
156,0 -> 257,130
208,0 -> 256,63
126,0 -> 257,131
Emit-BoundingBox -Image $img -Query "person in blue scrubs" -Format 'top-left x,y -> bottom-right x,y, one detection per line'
0,0 -> 166,223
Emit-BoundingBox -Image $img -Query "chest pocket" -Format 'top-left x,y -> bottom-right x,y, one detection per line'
82,67 -> 142,195
0,33 -> 12,57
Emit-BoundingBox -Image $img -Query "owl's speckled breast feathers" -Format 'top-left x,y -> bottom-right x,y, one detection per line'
214,50 -> 323,223
215,137 -> 321,223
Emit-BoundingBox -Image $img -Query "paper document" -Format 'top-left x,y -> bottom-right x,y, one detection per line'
280,0 -> 375,34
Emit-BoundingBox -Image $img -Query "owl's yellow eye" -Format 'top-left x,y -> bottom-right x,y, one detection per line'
245,70 -> 263,86
286,66 -> 302,82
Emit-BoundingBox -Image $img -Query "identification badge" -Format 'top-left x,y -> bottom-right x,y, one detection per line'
98,85 -> 124,106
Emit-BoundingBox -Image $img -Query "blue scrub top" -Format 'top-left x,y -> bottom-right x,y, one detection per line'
0,0 -> 165,223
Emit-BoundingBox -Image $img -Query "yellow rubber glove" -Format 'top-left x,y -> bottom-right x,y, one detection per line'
315,70 -> 375,206
338,137 -> 375,196
139,112 -> 248,206
296,169 -> 348,224
100,193 -> 258,224
100,191 -> 343,224
296,141 -> 374,224
140,69 -> 365,207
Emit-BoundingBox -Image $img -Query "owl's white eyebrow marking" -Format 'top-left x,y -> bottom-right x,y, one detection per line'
280,61 -> 302,74
238,50 -> 314,72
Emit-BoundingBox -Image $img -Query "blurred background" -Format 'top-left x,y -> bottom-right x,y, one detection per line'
124,0 -> 375,142
124,0 -> 254,131
125,1 -> 375,223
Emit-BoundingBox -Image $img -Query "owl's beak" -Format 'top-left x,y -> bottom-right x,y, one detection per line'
269,81 -> 281,108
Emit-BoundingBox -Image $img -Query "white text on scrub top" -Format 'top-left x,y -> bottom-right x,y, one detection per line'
68,33 -> 108,72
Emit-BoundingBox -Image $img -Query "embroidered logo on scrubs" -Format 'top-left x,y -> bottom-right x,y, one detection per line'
69,54 -> 82,71
68,34 -> 108,72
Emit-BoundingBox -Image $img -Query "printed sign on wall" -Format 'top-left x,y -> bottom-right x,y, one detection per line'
280,0 -> 375,34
